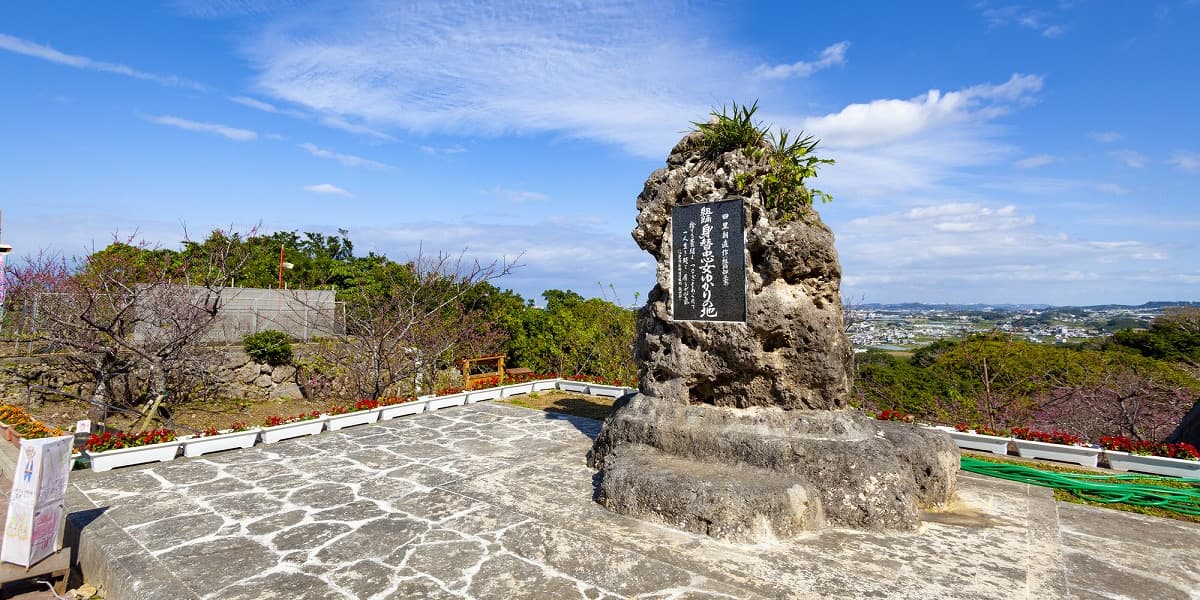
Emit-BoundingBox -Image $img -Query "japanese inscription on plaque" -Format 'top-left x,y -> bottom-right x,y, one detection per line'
670,198 -> 746,322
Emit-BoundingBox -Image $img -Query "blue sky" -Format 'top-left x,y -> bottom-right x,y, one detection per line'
2,1 -> 1198,306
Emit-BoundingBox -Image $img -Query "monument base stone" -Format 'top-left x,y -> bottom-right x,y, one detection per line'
588,394 -> 958,541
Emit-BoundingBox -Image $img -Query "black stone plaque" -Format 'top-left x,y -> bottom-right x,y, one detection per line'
671,198 -> 746,322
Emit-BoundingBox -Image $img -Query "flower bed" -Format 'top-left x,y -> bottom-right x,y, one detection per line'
84,429 -> 181,472
1011,427 -> 1100,467
428,390 -> 468,410
466,379 -> 504,402
0,405 -> 67,444
875,409 -> 915,423
181,422 -> 260,458
260,411 -> 326,444
326,399 -> 381,431
1099,436 -> 1199,477
378,396 -> 426,420
944,423 -> 1011,456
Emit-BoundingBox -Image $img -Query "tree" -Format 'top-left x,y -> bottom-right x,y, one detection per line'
1108,307 -> 1200,365
6,232 -> 249,425
502,290 -> 636,381
296,251 -> 516,399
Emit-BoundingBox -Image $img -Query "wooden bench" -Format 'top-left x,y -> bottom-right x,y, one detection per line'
505,368 -> 534,380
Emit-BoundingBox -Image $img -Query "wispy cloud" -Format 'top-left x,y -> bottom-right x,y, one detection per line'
487,186 -> 548,203
1167,152 -> 1200,172
303,183 -> 352,197
229,95 -> 284,113
1096,183 -> 1129,195
753,41 -> 849,80
142,114 -> 257,141
1088,131 -> 1123,143
980,6 -> 1067,38
241,2 -> 747,157
1109,150 -> 1147,168
297,142 -> 387,168
319,116 -> 395,142
0,33 -> 206,91
838,201 -> 1168,300
1015,154 -> 1054,169
420,145 -> 468,157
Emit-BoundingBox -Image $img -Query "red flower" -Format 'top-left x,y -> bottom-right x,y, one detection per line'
1013,427 -> 1082,446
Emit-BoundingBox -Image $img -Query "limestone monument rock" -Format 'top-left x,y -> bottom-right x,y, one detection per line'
588,123 -> 959,542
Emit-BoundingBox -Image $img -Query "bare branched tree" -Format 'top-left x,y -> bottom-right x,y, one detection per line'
5,231 -> 250,425
296,250 -> 517,399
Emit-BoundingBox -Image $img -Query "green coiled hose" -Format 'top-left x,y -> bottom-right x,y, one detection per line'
959,456 -> 1200,516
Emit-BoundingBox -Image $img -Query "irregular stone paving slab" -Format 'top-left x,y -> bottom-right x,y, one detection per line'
66,403 -> 1200,599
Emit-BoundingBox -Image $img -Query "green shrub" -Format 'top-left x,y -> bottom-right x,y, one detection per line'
692,101 -> 835,223
243,330 -> 294,365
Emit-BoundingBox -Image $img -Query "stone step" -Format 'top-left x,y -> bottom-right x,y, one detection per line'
595,443 -> 824,542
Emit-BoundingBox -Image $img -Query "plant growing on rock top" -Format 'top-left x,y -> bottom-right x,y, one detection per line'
691,100 -> 766,159
243,329 -> 294,366
691,100 -> 835,222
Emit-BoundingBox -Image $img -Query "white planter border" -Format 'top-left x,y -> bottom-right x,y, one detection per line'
587,384 -> 628,398
466,388 -> 503,403
501,382 -> 535,397
557,381 -> 590,394
946,430 -> 1011,456
181,429 -> 261,458
86,440 -> 182,472
326,409 -> 381,431
379,399 -> 427,420
260,417 -> 327,444
1105,450 -> 1200,479
1013,438 -> 1101,468
428,392 -> 468,411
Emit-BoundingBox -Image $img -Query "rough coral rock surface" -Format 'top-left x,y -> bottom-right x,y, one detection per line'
590,129 -> 958,539
631,130 -> 853,410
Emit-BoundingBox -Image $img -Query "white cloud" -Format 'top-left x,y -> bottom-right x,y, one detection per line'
981,6 -> 1066,38
487,186 -> 548,203
319,116 -> 395,142
297,142 -> 387,168
1088,131 -> 1123,143
1167,152 -> 1200,172
836,202 -> 1169,298
142,114 -> 257,141
1015,154 -> 1054,169
303,183 -> 352,197
229,95 -> 282,113
794,74 -> 1041,198
1095,183 -> 1129,195
241,2 -> 749,158
753,41 -> 849,80
420,145 -> 467,157
1041,25 -> 1066,38
1109,150 -> 1147,168
801,74 -> 1041,149
0,33 -> 206,91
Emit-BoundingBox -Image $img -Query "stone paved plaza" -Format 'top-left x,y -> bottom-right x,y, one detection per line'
62,402 -> 1200,599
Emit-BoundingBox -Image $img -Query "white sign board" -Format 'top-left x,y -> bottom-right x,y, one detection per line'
1,435 -> 73,567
